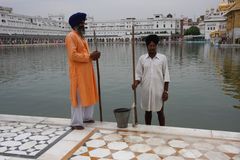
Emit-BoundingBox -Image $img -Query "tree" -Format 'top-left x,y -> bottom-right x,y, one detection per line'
184,26 -> 200,35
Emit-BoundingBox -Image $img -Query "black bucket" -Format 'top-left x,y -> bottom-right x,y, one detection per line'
113,108 -> 131,128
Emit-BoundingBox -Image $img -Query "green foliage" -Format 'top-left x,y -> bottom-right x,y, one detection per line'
184,26 -> 200,35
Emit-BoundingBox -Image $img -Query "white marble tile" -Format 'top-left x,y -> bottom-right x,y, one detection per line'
24,129 -> 42,133
129,144 -> 151,153
146,137 -> 166,146
204,151 -> 230,160
29,136 -> 49,141
179,149 -> 202,159
203,139 -> 226,145
0,114 -> 45,124
0,126 -> 14,131
38,140 -> 80,160
168,139 -> 189,148
99,129 -> 115,134
85,139 -> 106,148
61,128 -> 94,141
10,126 -> 27,133
217,144 -> 240,154
18,141 -> 37,150
39,141 -> 46,144
8,147 -> 16,151
212,130 -> 240,141
153,145 -> 176,156
35,144 -> 48,150
163,156 -> 185,160
137,153 -> 160,160
89,148 -> 111,158
5,150 -> 27,155
107,141 -> 128,150
41,129 -> 56,135
193,142 -> 215,150
103,134 -> 122,141
42,117 -> 70,126
35,124 -> 47,129
139,133 -> 158,138
124,135 -> 144,143
0,141 -> 21,147
118,131 -> 137,136
29,151 -> 38,156
47,136 -> 58,144
73,146 -> 88,155
26,148 -> 35,152
14,133 -> 32,141
159,127 -> 212,138
0,133 -> 17,138
112,151 -> 135,160
54,131 -> 66,135
19,123 -> 35,128
181,136 -> 201,143
89,132 -> 102,139
0,147 -> 7,152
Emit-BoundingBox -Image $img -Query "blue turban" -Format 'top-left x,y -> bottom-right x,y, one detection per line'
68,12 -> 87,28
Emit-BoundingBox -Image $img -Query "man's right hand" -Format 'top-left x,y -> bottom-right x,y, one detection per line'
90,51 -> 101,60
132,80 -> 140,90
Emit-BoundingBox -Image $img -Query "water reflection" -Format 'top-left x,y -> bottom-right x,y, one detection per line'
0,46 -> 67,84
207,46 -> 240,109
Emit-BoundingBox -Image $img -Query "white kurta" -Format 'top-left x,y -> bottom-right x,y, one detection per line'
136,53 -> 170,112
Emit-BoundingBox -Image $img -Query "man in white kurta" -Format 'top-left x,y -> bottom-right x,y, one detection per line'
132,34 -> 170,126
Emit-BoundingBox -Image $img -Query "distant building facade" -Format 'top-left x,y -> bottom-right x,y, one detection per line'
85,14 -> 181,42
1,1 -> 239,45
0,6 -> 70,45
225,0 -> 240,43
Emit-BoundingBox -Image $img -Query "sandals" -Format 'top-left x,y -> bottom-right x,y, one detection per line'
71,126 -> 85,130
83,120 -> 95,123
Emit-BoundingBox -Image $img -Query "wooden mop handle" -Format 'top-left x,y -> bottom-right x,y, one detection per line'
93,30 -> 98,51
131,25 -> 138,125
93,30 -> 103,122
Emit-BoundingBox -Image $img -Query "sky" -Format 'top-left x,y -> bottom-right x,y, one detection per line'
0,0 -> 221,21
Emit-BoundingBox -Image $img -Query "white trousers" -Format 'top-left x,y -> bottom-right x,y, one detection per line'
71,91 -> 94,126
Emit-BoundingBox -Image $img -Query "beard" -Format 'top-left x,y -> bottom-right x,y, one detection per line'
76,25 -> 85,36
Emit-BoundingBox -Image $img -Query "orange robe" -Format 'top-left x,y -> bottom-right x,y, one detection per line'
65,30 -> 98,107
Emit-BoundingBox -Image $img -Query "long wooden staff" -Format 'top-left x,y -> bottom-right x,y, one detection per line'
93,30 -> 103,122
131,25 -> 138,126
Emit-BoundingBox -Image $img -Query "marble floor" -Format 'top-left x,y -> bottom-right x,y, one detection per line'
0,120 -> 71,159
0,114 -> 239,160
67,128 -> 240,160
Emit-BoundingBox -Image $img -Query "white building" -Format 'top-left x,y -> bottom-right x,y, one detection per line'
0,5 -> 181,44
0,5 -> 71,44
85,14 -> 181,42
204,3 -> 228,41
0,6 -> 70,36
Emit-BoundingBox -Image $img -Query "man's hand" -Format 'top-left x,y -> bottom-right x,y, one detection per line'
132,80 -> 140,90
162,91 -> 168,101
90,51 -> 101,60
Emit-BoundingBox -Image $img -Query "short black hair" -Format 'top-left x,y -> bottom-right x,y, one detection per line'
145,34 -> 159,46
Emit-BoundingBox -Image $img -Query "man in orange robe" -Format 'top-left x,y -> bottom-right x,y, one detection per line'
65,12 -> 101,130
